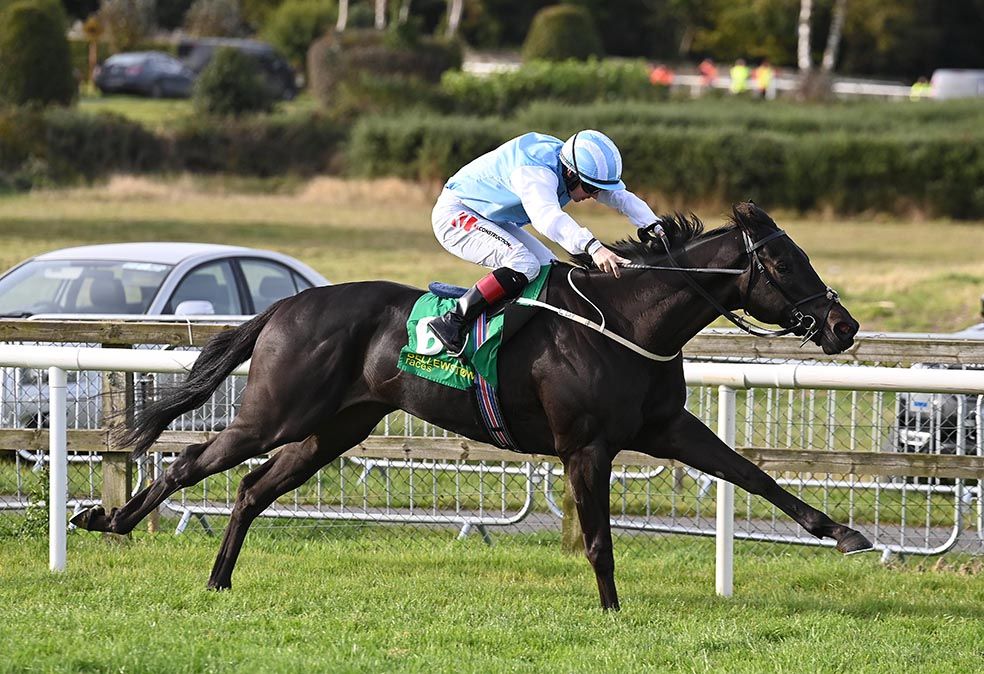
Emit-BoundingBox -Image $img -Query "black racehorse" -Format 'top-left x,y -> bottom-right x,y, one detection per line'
72,202 -> 873,610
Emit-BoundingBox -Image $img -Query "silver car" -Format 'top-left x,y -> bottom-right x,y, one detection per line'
0,242 -> 329,428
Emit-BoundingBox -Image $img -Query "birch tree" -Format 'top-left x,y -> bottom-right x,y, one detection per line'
399,0 -> 412,24
797,0 -> 813,71
447,0 -> 463,37
336,0 -> 348,31
375,0 -> 387,29
821,0 -> 848,71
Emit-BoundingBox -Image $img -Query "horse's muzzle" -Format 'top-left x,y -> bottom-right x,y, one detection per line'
821,309 -> 859,354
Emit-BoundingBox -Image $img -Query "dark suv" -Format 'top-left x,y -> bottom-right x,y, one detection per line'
177,38 -> 298,100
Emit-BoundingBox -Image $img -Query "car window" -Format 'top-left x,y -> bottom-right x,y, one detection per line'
166,261 -> 242,315
239,259 -> 301,312
0,260 -> 170,316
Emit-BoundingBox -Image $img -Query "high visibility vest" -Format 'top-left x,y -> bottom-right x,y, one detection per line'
730,65 -> 749,93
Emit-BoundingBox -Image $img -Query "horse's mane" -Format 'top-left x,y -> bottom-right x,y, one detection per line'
571,212 -> 739,268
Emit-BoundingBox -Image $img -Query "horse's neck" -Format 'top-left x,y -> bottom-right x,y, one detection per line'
570,234 -> 745,356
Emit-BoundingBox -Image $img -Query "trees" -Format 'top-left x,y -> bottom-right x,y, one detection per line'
0,1 -> 75,107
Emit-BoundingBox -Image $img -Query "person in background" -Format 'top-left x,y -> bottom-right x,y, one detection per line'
698,58 -> 718,91
754,59 -> 775,99
428,130 -> 659,357
649,63 -> 675,88
910,76 -> 932,101
729,59 -> 749,95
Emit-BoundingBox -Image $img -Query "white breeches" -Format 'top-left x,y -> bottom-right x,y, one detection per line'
431,189 -> 555,281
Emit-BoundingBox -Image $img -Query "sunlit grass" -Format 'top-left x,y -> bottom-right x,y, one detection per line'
0,531 -> 981,673
1,176 -> 982,332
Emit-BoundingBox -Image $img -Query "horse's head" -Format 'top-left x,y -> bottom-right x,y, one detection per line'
729,202 -> 859,354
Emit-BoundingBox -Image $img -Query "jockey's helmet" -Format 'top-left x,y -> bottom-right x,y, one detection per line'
559,129 -> 625,191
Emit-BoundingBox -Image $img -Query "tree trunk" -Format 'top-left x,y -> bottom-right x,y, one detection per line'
797,0 -> 813,71
375,0 -> 387,30
399,0 -> 412,24
336,0 -> 349,31
821,0 -> 848,71
447,0 -> 463,37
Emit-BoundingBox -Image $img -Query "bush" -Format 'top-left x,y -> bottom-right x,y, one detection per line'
521,5 -> 603,63
440,60 -> 656,116
307,28 -> 461,115
171,111 -> 343,175
99,0 -> 156,52
43,108 -> 165,180
0,2 -> 75,106
193,47 -> 277,117
345,107 -> 984,218
262,0 -> 336,69
184,0 -> 242,37
348,114 -> 517,181
0,106 -> 47,190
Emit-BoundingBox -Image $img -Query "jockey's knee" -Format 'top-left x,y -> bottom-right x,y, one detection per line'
501,257 -> 541,282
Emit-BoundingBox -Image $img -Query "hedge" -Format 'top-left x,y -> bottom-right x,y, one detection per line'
349,113 -> 984,218
0,107 -> 344,186
440,59 -> 658,116
2,103 -> 983,218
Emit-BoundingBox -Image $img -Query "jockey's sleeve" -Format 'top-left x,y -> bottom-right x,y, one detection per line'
595,189 -> 659,227
510,165 -> 596,255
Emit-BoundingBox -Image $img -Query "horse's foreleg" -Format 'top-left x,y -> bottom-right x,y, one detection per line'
208,403 -> 393,591
635,411 -> 872,554
564,445 -> 620,611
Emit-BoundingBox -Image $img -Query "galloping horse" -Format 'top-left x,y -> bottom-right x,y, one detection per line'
72,202 -> 873,610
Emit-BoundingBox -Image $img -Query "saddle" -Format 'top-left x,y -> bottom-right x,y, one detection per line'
397,266 -> 552,449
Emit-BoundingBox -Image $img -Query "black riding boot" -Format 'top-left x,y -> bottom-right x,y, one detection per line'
429,267 -> 528,357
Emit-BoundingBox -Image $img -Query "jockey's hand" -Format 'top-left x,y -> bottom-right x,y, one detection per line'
591,245 -> 632,278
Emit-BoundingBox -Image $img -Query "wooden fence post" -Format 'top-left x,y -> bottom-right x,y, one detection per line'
101,344 -> 133,541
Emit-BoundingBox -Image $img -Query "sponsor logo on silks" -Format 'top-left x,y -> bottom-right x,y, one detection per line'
475,225 -> 512,248
453,212 -> 478,231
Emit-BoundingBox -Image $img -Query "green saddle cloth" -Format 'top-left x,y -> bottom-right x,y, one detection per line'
397,266 -> 550,390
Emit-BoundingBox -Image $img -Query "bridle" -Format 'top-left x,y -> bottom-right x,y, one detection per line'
628,224 -> 841,345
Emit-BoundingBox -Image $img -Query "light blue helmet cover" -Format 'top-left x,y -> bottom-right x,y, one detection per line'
559,129 -> 625,191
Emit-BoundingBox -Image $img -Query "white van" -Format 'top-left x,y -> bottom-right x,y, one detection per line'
930,69 -> 984,100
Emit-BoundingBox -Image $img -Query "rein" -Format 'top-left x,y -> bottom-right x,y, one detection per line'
515,268 -> 680,362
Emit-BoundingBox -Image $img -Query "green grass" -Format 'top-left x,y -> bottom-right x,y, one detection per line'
77,91 -> 321,130
1,177 -> 983,332
0,532 -> 982,673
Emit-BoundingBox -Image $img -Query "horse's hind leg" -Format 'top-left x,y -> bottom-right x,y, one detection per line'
72,397 -> 336,535
635,411 -> 873,554
207,403 -> 393,591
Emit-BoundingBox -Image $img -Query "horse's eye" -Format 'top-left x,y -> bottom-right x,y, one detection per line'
775,262 -> 790,274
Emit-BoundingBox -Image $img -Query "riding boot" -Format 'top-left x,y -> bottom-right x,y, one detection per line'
429,267 -> 529,357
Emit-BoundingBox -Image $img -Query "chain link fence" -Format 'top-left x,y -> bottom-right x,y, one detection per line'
1,328 -> 983,560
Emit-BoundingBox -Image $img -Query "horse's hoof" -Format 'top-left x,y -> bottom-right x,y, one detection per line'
206,580 -> 231,592
70,506 -> 107,532
837,530 -> 874,555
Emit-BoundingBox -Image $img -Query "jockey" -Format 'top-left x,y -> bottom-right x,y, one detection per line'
429,129 -> 659,356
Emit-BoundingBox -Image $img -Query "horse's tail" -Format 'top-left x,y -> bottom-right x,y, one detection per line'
119,302 -> 282,458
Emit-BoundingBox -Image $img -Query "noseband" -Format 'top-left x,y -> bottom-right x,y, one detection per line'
631,226 -> 841,344
739,229 -> 840,343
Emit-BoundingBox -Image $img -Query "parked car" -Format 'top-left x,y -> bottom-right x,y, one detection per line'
177,38 -> 298,100
0,242 -> 328,319
93,51 -> 196,99
894,294 -> 984,473
0,243 -> 329,429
